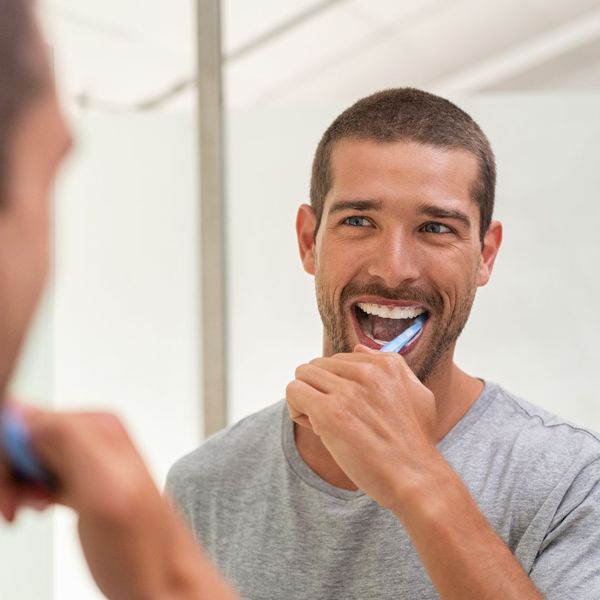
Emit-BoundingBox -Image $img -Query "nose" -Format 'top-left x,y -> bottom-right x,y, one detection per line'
366,230 -> 421,289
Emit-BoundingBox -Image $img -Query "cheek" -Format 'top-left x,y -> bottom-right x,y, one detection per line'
317,240 -> 366,292
13,186 -> 52,286
319,231 -> 374,269
425,255 -> 477,309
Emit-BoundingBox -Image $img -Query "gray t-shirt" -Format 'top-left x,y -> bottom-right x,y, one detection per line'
167,381 -> 600,599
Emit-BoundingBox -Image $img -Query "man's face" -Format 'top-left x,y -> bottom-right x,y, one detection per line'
297,139 -> 501,382
0,48 -> 71,392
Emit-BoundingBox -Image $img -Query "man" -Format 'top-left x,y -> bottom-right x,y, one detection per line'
168,89 -> 600,599
0,2 -> 239,598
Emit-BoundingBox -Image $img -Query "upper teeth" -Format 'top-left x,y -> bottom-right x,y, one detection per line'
357,303 -> 425,319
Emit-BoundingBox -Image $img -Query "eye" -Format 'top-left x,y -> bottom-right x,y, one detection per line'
422,222 -> 452,234
344,216 -> 371,227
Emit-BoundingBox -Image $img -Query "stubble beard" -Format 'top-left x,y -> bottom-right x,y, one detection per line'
314,274 -> 477,384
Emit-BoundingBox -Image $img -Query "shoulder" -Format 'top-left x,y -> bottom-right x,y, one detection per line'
478,382 -> 600,485
166,400 -> 285,503
490,382 -> 600,455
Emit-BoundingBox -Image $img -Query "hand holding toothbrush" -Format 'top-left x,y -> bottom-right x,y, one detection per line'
286,316 -> 444,514
0,405 -> 239,600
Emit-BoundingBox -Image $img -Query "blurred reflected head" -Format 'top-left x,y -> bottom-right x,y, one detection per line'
0,0 -> 48,201
0,0 -> 69,397
310,88 -> 496,243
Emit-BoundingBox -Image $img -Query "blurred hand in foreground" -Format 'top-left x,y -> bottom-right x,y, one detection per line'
0,406 -> 239,600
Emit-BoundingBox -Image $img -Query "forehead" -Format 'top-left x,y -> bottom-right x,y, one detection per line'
326,138 -> 480,213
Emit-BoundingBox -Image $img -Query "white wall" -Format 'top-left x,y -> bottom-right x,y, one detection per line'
0,297 -> 54,600
51,112 -> 202,599
226,94 -> 600,432
456,95 -> 600,427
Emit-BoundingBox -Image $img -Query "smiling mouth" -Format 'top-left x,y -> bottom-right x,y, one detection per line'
353,302 -> 428,346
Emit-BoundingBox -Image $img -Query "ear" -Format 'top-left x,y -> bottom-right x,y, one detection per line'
477,220 -> 502,287
296,204 -> 317,275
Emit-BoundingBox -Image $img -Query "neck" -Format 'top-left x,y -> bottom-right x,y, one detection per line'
293,350 -> 483,492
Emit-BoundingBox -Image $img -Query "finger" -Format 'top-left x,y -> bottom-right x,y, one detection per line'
26,410 -> 127,437
307,353 -> 404,389
14,486 -> 53,511
0,457 -> 13,484
0,460 -> 19,522
285,379 -> 325,430
22,411 -> 133,507
64,412 -> 129,437
335,349 -> 402,362
323,351 -> 380,362
24,412 -> 87,474
0,480 -> 49,521
335,348 -> 409,369
308,356 -> 373,380
26,411 -> 131,468
294,363 -> 345,394
12,403 -> 42,417
0,487 -> 18,522
0,453 -> 20,521
290,413 -> 312,429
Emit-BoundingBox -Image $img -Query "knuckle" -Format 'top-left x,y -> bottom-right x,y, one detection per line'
96,412 -> 127,437
380,352 -> 403,374
357,362 -> 377,382
37,417 -> 74,449
294,363 -> 308,379
381,350 -> 399,363
286,379 -> 302,396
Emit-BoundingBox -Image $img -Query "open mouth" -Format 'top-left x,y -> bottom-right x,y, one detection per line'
352,301 -> 428,351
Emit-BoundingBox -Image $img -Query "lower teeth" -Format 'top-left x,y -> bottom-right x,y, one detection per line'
365,332 -> 393,345
355,307 -> 421,346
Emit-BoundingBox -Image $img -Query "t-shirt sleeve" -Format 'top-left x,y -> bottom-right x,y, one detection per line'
529,458 -> 600,599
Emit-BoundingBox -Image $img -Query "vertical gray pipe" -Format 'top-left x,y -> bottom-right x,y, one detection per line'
197,0 -> 227,436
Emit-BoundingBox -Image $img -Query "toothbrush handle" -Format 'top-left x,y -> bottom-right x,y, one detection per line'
380,314 -> 427,353
1,407 -> 56,488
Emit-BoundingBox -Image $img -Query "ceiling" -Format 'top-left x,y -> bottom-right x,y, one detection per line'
39,0 -> 600,111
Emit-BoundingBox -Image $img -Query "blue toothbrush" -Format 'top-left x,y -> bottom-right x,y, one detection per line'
0,406 -> 55,488
379,313 -> 428,353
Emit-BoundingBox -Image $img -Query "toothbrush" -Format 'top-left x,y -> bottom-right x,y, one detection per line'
0,406 -> 56,488
379,313 -> 428,353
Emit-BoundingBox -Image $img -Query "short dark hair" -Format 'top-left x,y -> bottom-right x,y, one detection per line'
0,0 -> 47,201
310,88 -> 496,243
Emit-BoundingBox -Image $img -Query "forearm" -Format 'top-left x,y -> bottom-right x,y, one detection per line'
392,458 -> 542,600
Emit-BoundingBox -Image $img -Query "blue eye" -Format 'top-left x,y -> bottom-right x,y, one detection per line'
344,216 -> 371,227
422,222 -> 452,234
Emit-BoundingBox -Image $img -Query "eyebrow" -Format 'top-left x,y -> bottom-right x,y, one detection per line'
327,199 -> 383,215
416,203 -> 471,228
327,199 -> 472,229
